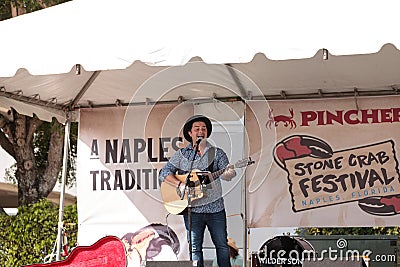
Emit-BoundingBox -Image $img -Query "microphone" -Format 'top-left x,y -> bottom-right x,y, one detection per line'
196,136 -> 203,145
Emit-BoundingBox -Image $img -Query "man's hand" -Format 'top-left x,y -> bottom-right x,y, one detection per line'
222,166 -> 235,181
176,182 -> 186,198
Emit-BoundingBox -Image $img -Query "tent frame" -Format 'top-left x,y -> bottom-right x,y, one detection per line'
56,116 -> 71,261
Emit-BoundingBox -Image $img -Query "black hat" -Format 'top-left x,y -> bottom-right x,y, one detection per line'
183,115 -> 212,142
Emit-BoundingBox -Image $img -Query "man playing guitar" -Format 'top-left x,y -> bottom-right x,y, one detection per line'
159,114 -> 236,267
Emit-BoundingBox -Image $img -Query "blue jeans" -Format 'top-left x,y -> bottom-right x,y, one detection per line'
183,210 -> 231,267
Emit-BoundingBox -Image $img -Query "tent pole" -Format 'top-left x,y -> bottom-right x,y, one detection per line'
56,116 -> 71,261
242,107 -> 248,267
243,171 -> 248,267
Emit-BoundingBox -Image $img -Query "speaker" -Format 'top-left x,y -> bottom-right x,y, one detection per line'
253,235 -> 315,267
145,261 -> 196,267
303,258 -> 367,267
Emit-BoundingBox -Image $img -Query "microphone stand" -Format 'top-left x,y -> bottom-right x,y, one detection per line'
181,137 -> 202,262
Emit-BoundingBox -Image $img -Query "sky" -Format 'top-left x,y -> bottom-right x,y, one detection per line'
0,148 -> 14,183
0,148 -> 16,215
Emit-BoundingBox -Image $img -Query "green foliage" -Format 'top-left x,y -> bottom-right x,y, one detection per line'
0,199 -> 77,267
67,122 -> 78,186
4,163 -> 17,184
0,1 -> 12,20
296,227 -> 400,236
34,120 -> 53,172
0,0 -> 71,21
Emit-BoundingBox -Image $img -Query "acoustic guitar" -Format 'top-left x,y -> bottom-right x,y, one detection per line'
161,158 -> 255,215
24,235 -> 127,267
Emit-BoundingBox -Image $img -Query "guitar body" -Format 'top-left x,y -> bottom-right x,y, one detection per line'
24,235 -> 127,267
160,170 -> 205,215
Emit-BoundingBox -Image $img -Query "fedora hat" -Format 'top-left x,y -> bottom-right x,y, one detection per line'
227,237 -> 239,252
183,115 -> 212,142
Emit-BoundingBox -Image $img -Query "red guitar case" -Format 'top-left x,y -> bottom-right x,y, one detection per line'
24,235 -> 127,267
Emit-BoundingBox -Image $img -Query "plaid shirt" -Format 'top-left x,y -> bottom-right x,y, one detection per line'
159,142 -> 232,213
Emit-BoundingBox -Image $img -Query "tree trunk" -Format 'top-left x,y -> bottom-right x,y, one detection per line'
0,109 -> 65,206
14,111 -> 42,205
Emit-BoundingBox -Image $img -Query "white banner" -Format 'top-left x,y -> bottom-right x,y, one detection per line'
77,104 -> 194,266
246,95 -> 400,227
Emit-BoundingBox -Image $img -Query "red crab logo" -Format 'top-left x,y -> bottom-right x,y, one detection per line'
266,108 -> 296,129
273,135 -> 333,169
358,195 -> 400,216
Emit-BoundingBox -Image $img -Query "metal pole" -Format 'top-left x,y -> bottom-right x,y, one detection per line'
242,107 -> 249,267
56,118 -> 71,261
243,165 -> 248,267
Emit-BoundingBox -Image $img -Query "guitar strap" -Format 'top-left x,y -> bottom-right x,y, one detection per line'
203,146 -> 215,187
207,146 -> 215,172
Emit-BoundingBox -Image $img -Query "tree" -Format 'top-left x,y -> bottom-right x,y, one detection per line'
296,227 -> 400,236
0,0 -> 71,20
0,1 -> 73,209
0,109 -> 68,207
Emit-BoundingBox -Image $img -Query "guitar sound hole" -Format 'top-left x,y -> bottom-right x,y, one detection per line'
198,174 -> 210,185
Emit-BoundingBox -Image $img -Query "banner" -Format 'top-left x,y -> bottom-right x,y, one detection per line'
246,96 -> 400,227
77,104 -> 193,266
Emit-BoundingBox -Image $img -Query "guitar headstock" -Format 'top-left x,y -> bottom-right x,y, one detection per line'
234,157 -> 255,168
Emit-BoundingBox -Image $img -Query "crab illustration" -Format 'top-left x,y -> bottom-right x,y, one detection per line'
358,195 -> 400,216
266,108 -> 297,129
273,135 -> 333,169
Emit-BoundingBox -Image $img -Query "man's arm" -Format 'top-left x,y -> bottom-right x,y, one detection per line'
163,173 -> 181,187
215,148 -> 236,181
159,150 -> 186,190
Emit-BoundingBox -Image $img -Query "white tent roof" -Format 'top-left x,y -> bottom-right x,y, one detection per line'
0,0 -> 399,122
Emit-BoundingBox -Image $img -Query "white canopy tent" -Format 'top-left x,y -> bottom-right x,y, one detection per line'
1,0 -> 400,263
0,0 -> 399,122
